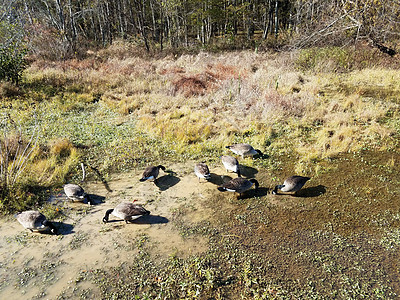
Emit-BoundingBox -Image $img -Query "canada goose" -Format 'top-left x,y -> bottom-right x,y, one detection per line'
64,183 -> 93,205
139,165 -> 166,183
221,155 -> 241,177
272,176 -> 310,195
218,177 -> 259,196
194,162 -> 211,182
226,143 -> 263,159
15,211 -> 57,234
103,202 -> 150,223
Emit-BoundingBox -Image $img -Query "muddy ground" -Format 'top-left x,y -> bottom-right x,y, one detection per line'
0,162 -> 219,299
1,151 -> 400,299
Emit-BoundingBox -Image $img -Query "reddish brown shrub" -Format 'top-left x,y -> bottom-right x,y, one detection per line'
173,76 -> 207,97
172,71 -> 219,97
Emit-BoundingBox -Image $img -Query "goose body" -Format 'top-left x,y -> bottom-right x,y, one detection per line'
15,211 -> 57,234
272,176 -> 310,195
64,183 -> 93,205
194,162 -> 211,182
140,165 -> 166,182
103,202 -> 150,223
221,155 -> 241,177
226,143 -> 262,158
218,178 -> 259,195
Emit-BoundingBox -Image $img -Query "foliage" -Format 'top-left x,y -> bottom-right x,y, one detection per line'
295,47 -> 353,73
0,21 -> 28,84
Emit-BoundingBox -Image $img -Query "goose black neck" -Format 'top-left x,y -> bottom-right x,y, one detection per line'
103,209 -> 114,223
86,194 -> 93,205
250,179 -> 259,189
273,185 -> 279,194
44,220 -> 57,234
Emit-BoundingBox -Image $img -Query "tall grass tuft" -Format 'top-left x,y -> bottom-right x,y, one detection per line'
0,114 -> 81,212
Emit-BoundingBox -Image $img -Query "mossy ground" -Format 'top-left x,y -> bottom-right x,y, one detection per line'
76,150 -> 399,299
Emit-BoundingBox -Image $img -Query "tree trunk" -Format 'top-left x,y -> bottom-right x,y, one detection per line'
274,0 -> 278,38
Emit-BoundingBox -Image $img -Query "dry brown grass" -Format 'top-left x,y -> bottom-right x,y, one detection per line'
172,74 -> 212,97
25,138 -> 79,185
22,43 -> 400,175
49,138 -> 74,158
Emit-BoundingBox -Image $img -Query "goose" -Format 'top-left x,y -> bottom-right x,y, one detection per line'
221,155 -> 241,177
272,176 -> 310,195
64,183 -> 93,205
218,177 -> 259,197
194,162 -> 211,182
226,143 -> 263,159
103,201 -> 150,223
139,165 -> 166,183
15,211 -> 57,234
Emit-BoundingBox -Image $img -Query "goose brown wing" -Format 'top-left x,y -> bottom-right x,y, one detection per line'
284,176 -> 310,192
235,143 -> 253,152
142,166 -> 158,177
222,177 -> 247,191
195,163 -> 210,175
116,203 -> 149,216
64,184 -> 85,197
17,211 -> 46,229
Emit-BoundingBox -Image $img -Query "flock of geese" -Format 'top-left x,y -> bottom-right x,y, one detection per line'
15,143 -> 311,235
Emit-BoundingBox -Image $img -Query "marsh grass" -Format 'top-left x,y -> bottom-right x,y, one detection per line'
0,44 -> 399,298
1,43 -> 399,204
0,113 -> 82,212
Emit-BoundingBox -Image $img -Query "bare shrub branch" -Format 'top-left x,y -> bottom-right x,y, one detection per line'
0,113 -> 39,191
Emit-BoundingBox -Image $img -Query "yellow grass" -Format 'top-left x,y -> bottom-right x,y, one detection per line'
20,44 -> 400,176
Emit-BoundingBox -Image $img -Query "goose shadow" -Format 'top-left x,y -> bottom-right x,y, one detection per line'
52,222 -> 74,235
236,187 -> 269,199
207,173 -> 234,185
104,215 -> 169,225
87,164 -> 112,192
293,185 -> 327,198
131,215 -> 169,224
239,165 -> 258,178
256,153 -> 270,160
87,194 -> 106,205
155,174 -> 180,191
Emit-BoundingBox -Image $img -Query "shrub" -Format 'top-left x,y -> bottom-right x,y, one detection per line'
0,21 -> 28,84
295,47 -> 352,73
173,76 -> 209,97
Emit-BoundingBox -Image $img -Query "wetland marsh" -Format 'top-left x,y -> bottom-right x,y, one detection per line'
1,46 -> 400,298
